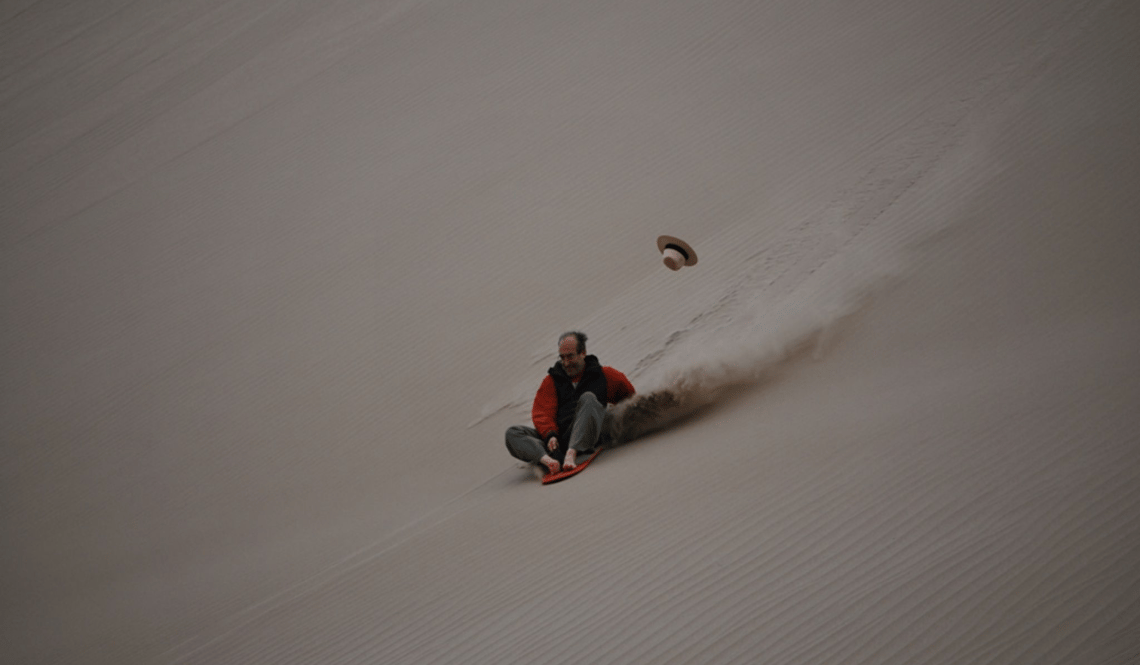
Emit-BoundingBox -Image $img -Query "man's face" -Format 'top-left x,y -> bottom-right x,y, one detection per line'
558,337 -> 586,377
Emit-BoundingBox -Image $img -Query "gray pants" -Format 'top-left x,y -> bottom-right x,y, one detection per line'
505,392 -> 607,464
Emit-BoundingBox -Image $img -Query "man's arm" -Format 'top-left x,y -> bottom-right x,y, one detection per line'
531,375 -> 559,441
603,367 -> 636,404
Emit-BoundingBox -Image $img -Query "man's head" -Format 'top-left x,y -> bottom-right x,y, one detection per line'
557,331 -> 587,378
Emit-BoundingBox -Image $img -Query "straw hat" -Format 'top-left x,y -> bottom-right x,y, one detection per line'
656,235 -> 698,270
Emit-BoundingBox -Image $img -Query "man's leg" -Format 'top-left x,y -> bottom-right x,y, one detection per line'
505,426 -> 560,474
564,393 -> 606,470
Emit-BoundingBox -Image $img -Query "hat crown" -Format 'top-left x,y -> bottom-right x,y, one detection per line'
656,235 -> 698,269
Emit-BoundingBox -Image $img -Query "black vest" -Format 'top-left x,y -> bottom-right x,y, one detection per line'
549,354 -> 608,441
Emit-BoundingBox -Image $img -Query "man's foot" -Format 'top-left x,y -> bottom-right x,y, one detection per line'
563,448 -> 577,471
540,455 -> 561,475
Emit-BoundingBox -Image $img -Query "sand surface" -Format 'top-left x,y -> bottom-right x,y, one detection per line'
2,0 -> 1138,663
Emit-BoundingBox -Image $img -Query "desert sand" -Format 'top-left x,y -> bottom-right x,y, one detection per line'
2,0 -> 1138,663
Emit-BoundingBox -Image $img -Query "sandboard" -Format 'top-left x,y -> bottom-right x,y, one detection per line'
542,447 -> 603,485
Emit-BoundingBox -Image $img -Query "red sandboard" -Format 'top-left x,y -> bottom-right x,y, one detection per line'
542,448 -> 603,485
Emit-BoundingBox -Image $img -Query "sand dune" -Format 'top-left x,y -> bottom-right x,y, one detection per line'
2,0 -> 1138,663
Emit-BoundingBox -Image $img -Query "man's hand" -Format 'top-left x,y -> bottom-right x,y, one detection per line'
547,436 -> 559,452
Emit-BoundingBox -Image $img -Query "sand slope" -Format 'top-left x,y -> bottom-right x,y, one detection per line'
2,0 -> 1138,663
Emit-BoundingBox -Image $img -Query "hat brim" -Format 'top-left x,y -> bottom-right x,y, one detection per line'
656,235 -> 698,266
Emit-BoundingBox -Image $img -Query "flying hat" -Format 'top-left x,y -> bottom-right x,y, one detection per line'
657,235 -> 698,271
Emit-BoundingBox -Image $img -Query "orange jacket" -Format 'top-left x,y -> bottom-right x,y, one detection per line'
531,365 -> 636,440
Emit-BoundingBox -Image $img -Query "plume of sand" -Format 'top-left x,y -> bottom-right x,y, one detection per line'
607,255 -> 897,443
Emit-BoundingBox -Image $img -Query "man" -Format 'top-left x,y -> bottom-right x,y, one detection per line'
505,331 -> 636,475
